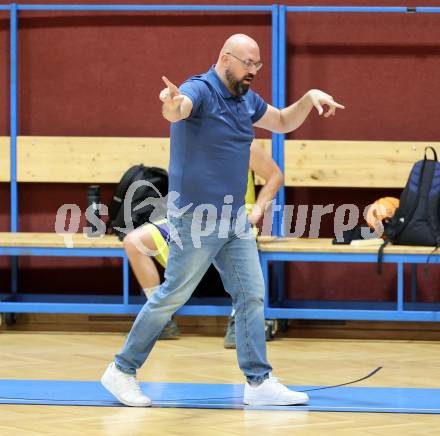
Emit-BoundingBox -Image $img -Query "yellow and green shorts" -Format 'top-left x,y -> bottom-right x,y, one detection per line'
143,219 -> 170,268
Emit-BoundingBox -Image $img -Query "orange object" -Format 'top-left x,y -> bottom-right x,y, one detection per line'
366,197 -> 399,229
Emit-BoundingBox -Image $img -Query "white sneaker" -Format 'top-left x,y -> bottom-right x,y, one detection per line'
243,374 -> 309,406
101,362 -> 151,407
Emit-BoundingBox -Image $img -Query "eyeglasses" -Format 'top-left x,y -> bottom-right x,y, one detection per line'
226,52 -> 263,72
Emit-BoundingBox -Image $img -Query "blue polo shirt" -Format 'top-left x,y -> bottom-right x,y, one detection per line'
167,66 -> 267,216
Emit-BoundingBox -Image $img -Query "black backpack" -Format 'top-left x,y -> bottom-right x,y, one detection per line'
107,165 -> 168,240
378,146 -> 440,271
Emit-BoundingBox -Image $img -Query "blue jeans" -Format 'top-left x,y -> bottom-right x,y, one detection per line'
115,212 -> 272,384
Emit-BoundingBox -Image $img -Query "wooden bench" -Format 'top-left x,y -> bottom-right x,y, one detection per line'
257,140 -> 440,322
2,136 -> 440,321
0,135 -> 271,317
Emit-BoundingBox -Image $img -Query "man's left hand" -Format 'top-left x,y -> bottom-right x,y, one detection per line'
307,89 -> 345,118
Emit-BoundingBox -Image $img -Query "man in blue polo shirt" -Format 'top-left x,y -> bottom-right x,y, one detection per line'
102,34 -> 344,407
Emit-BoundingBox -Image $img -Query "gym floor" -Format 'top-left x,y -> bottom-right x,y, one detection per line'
1,330 -> 439,435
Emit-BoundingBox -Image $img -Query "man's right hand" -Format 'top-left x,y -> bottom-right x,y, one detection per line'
160,76 -> 184,109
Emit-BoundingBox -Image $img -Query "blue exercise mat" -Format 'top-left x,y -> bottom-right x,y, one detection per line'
0,380 -> 439,413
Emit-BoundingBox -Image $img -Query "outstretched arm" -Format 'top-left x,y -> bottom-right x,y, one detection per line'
254,89 -> 345,133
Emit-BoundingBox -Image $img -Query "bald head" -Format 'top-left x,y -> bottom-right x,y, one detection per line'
220,34 -> 260,58
215,34 -> 262,97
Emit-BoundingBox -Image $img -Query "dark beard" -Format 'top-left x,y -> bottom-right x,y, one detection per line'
225,69 -> 253,97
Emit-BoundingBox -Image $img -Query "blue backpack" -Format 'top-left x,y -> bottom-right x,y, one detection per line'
378,146 -> 440,272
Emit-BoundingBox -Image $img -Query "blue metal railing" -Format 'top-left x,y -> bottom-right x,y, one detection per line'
18,4 -> 273,12
9,4 -> 18,295
286,6 -> 414,13
2,3 -> 278,314
275,4 -> 440,237
1,4 -> 440,317
5,3 -> 276,233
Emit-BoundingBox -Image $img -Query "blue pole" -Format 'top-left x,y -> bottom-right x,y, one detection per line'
18,5 -> 273,12
417,7 -> 440,13
271,4 -> 279,236
273,5 -> 287,307
278,4 -> 286,237
14,5 -> 440,13
10,3 -> 18,233
10,3 -> 18,296
286,6 -> 410,13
